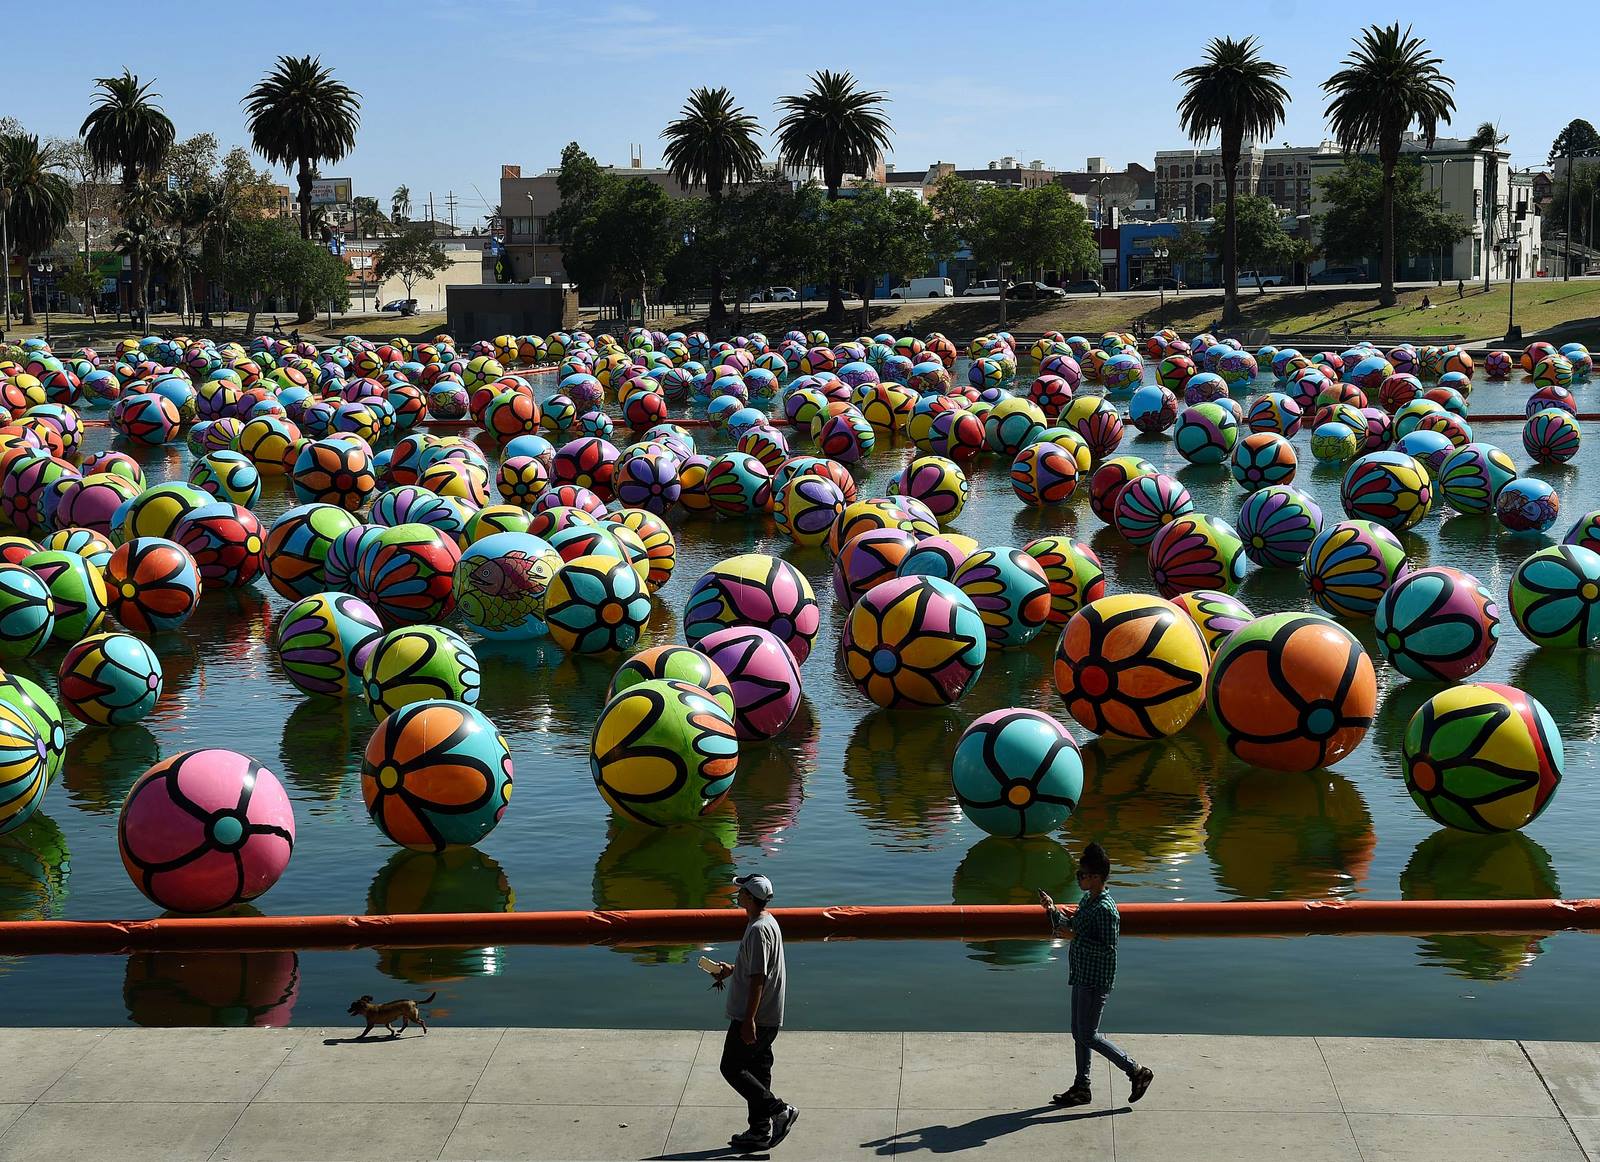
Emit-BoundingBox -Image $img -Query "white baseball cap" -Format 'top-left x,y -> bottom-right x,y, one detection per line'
734,873 -> 775,901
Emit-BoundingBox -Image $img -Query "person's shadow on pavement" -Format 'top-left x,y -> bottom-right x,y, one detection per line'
865,1105 -> 1121,1154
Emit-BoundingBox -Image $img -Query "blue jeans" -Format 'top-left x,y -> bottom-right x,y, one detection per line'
1071,985 -> 1137,1087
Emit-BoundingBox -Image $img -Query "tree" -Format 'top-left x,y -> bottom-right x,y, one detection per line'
1207,195 -> 1292,291
1317,157 -> 1469,277
1469,121 -> 1509,286
1176,36 -> 1291,325
567,178 -> 680,316
0,133 -> 73,325
1543,162 -> 1600,252
776,70 -> 892,321
391,184 -> 411,224
57,262 -> 101,315
661,86 -> 765,320
351,195 -> 388,239
1324,24 -> 1456,305
545,142 -> 610,248
374,225 -> 450,301
1549,119 -> 1600,164
222,216 -> 348,334
822,187 -> 931,330
1011,184 -> 1097,282
242,55 -> 361,243
79,70 -> 175,316
1168,220 -> 1209,289
1282,237 -> 1320,288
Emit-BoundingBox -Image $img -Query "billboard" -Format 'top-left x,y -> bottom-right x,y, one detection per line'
310,178 -> 353,206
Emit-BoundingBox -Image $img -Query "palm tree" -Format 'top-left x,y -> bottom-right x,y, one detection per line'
1468,121 -> 1508,286
242,55 -> 361,242
1175,37 -> 1290,327
114,181 -> 169,316
392,184 -> 411,224
1324,24 -> 1456,307
79,70 -> 175,317
776,70 -> 892,320
0,134 -> 73,326
663,86 -> 764,320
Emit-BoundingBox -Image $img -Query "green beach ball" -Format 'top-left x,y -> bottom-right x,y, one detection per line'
0,564 -> 55,660
1509,544 -> 1600,649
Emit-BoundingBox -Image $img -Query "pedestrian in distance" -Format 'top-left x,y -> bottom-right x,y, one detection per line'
1038,843 -> 1155,1108
709,873 -> 799,1152
1457,278 -> 1465,299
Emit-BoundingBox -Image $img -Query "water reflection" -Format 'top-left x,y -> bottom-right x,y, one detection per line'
1066,735 -> 1211,874
367,847 -> 515,984
62,723 -> 161,814
1510,648 -> 1600,742
845,709 -> 961,848
729,705 -> 814,849
145,633 -> 203,725
1400,829 -> 1560,981
1204,769 -> 1374,899
278,696 -> 365,800
0,812 -> 69,922
593,818 -> 736,964
1368,677 -> 1436,777
951,836 -> 1075,966
123,949 -> 299,1026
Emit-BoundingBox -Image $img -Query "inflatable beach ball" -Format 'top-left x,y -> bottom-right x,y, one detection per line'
272,592 -> 384,699
1438,443 -> 1518,516
543,553 -> 651,654
696,625 -> 803,740
1173,402 -> 1237,465
1206,612 -> 1376,772
590,678 -> 737,826
0,699 -> 49,836
363,625 -> 481,720
1340,451 -> 1431,533
607,644 -> 735,720
1023,537 -> 1106,625
1496,478 -> 1559,534
1173,590 -> 1253,656
59,632 -> 163,726
952,709 -> 1083,838
1508,544 -> 1600,649
453,532 -> 561,642
362,700 -> 512,851
1147,514 -> 1247,599
952,547 -> 1052,648
1302,519 -> 1408,619
1403,684 -> 1561,833
1053,594 -> 1208,740
684,554 -> 819,665
1374,566 -> 1500,681
841,576 -> 986,709
118,750 -> 295,911
1237,485 -> 1323,570
0,563 -> 54,660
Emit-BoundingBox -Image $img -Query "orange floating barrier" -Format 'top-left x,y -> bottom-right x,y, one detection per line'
1,898 -> 1597,956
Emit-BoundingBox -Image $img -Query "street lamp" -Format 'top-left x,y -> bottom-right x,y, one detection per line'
31,259 -> 54,342
1154,245 -> 1172,308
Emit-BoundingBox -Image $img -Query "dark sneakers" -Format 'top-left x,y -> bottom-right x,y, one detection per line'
1129,1066 -> 1155,1103
729,1125 -> 769,1151
766,1105 -> 799,1149
1051,1085 -> 1092,1107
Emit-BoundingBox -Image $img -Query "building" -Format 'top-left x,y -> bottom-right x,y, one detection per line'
1056,158 -> 1157,223
1155,139 -> 1340,222
882,157 -> 1059,201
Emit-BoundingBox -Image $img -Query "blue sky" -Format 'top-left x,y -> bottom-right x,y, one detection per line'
6,0 -> 1590,227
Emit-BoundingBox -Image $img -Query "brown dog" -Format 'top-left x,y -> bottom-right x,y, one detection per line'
347,991 -> 436,1038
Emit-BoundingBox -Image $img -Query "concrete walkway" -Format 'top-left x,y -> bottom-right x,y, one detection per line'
0,1028 -> 1595,1160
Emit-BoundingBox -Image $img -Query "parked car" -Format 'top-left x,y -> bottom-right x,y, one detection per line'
1003,281 -> 1067,301
890,276 -> 955,299
748,286 -> 798,303
1062,279 -> 1105,294
1132,276 -> 1186,291
380,298 -> 419,316
1237,270 -> 1284,287
961,279 -> 1008,297
1309,266 -> 1367,285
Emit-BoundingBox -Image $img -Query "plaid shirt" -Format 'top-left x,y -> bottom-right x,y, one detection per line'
1049,890 -> 1119,992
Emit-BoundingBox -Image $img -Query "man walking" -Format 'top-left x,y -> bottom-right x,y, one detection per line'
712,873 -> 799,1152
1038,842 -> 1155,1108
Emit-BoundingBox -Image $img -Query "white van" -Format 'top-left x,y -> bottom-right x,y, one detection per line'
891,276 -> 954,299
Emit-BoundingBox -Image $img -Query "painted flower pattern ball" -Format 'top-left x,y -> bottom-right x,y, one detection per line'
952,708 -> 1083,838
362,700 -> 512,851
1403,684 -> 1561,833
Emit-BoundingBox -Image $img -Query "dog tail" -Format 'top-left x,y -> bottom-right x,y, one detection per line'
419,992 -> 437,1005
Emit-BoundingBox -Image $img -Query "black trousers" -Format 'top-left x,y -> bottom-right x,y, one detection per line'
719,1020 -> 785,1125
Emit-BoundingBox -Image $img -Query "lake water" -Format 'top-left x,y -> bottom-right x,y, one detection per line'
2,363 -> 1597,1037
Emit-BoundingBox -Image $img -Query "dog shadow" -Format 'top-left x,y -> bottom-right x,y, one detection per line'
320,1032 -> 422,1046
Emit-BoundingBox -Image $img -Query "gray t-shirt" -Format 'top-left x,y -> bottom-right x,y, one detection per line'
725,911 -> 786,1026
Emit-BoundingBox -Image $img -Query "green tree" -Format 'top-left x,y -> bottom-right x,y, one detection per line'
374,225 -> 450,301
1282,236 -> 1321,288
0,133 -> 73,325
823,187 -> 931,329
1316,157 -> 1468,277
57,262 -> 101,313
242,55 -> 361,243
1323,23 -> 1456,305
1542,162 -> 1600,252
568,178 -> 680,316
1549,119 -> 1600,164
545,142 -> 610,247
1176,36 -> 1291,325
661,86 -> 765,320
351,195 -> 388,239
1011,184 -> 1096,281
1207,195 -> 1292,291
391,184 -> 411,224
1168,220 -> 1209,289
776,70 -> 892,321
79,70 -> 175,316
222,216 -> 347,334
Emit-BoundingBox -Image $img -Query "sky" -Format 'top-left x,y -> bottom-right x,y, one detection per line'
6,0 -> 1591,228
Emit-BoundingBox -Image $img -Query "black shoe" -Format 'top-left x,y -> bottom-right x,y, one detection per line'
1051,1085 -> 1092,1107
729,1125 -> 770,1151
766,1105 -> 799,1149
1129,1066 -> 1154,1103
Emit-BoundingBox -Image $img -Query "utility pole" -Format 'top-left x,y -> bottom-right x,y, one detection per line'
444,191 -> 457,231
1564,141 -> 1574,281
0,179 -> 11,334
427,193 -> 436,229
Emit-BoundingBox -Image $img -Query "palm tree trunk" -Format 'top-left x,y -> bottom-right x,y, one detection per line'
124,164 -> 144,318
825,183 -> 845,323
1222,165 -> 1240,326
296,158 -> 318,322
1380,159 -> 1397,307
18,252 -> 35,326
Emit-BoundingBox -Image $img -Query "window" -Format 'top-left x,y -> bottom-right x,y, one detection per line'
509,216 -> 533,237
